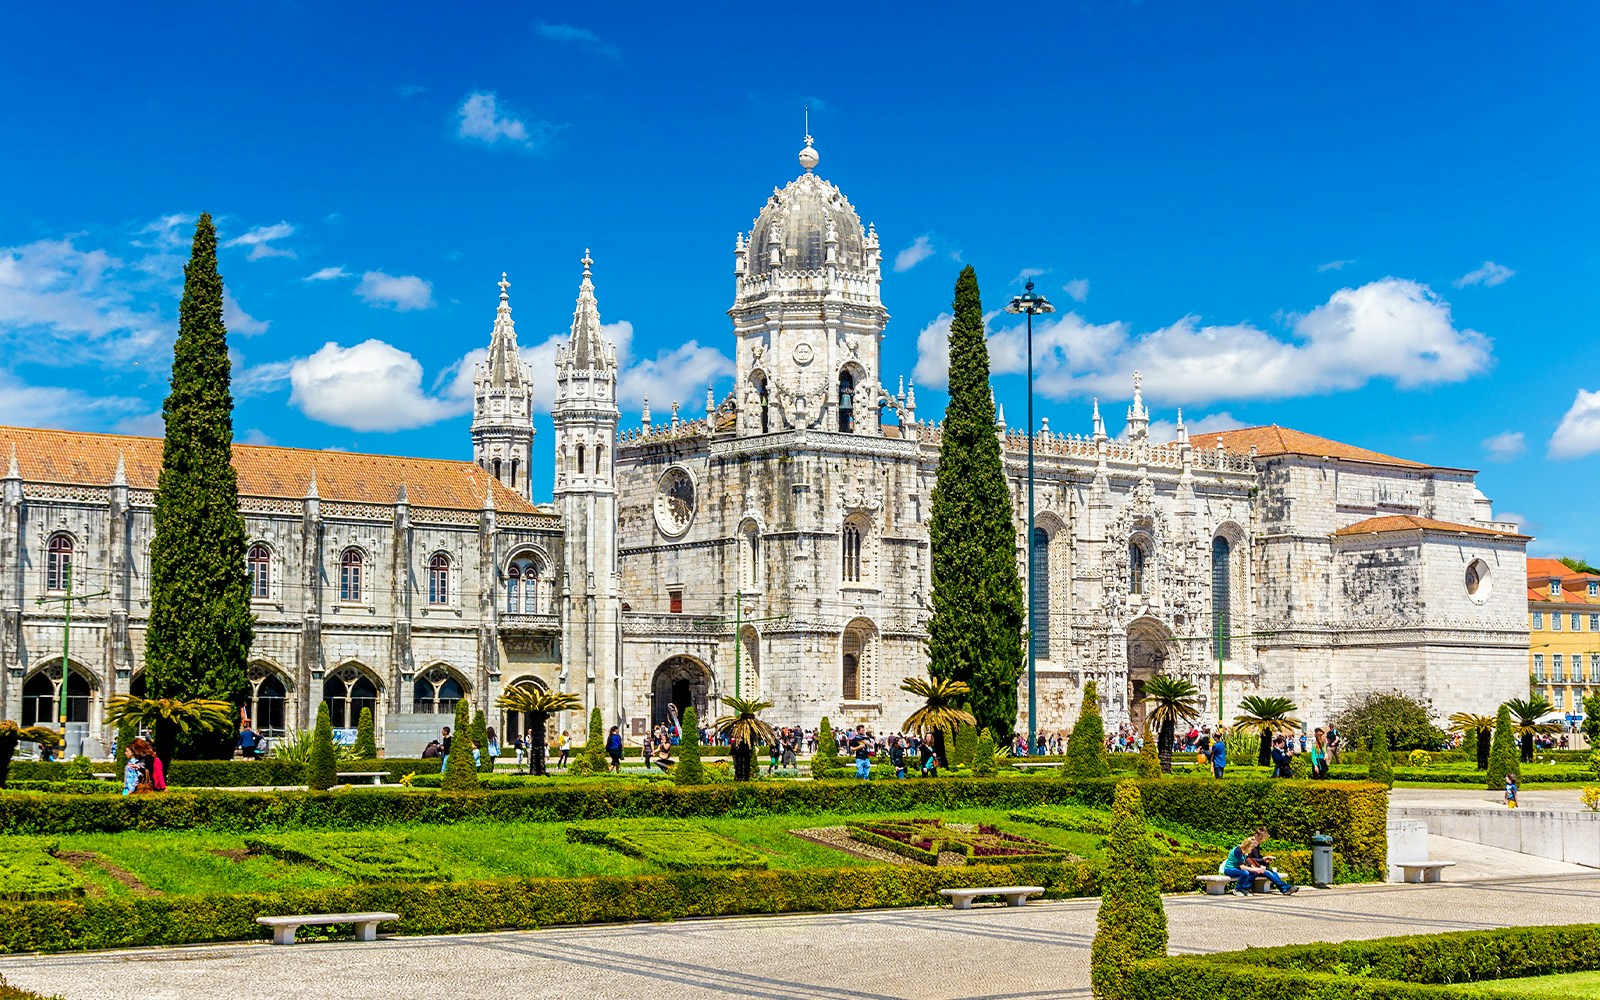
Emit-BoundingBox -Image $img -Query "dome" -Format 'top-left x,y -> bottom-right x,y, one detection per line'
746,172 -> 870,278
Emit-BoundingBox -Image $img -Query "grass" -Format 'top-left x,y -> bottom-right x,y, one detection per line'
1460,970 -> 1600,997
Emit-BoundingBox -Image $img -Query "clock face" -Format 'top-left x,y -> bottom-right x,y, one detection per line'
793,341 -> 814,366
654,467 -> 696,537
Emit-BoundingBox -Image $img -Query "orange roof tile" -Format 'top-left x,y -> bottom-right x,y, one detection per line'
1333,515 -> 1528,539
0,426 -> 538,513
1188,425 -> 1455,470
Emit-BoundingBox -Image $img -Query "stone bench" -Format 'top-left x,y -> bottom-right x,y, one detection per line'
91,773 -> 118,781
939,886 -> 1044,910
255,912 -> 398,945
1195,874 -> 1234,895
335,771 -> 389,785
1395,861 -> 1455,883
1012,762 -> 1063,769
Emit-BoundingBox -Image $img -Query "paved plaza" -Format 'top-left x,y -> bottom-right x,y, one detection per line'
6,871 -> 1599,1000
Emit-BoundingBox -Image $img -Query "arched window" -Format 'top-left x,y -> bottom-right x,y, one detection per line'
1031,527 -> 1050,655
1129,538 -> 1149,595
412,666 -> 465,714
1212,535 -> 1233,660
22,667 -> 90,727
841,619 -> 875,701
841,523 -> 862,583
740,521 -> 761,591
501,677 -> 550,737
493,458 -> 502,481
340,548 -> 365,603
247,543 -> 271,600
245,663 -> 288,735
577,444 -> 586,474
510,458 -> 519,489
46,534 -> 73,593
428,553 -> 451,606
752,372 -> 770,433
507,556 -> 543,614
322,665 -> 377,730
838,369 -> 856,432
594,444 -> 605,476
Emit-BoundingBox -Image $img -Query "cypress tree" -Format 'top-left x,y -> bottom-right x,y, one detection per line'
1064,681 -> 1111,780
145,214 -> 253,740
1090,782 -> 1168,1000
971,728 -> 997,777
1137,728 -> 1162,779
927,266 -> 1026,740
306,702 -> 337,791
674,706 -> 704,784
352,707 -> 377,760
812,717 -> 840,778
951,723 -> 978,768
583,706 -> 607,773
1487,704 -> 1517,791
1367,728 -> 1394,787
442,699 -> 479,790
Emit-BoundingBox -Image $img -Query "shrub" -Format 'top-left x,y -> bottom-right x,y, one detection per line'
1137,730 -> 1162,780
673,707 -> 705,785
1330,690 -> 1446,752
306,703 -> 338,792
1486,704 -> 1517,791
0,842 -> 83,901
583,707 -> 607,773
566,821 -> 768,870
1582,787 -> 1600,813
442,701 -> 480,791
1407,749 -> 1431,768
1064,681 -> 1110,781
244,832 -> 447,883
1588,748 -> 1600,776
472,710 -> 492,773
1289,753 -> 1310,780
812,717 -> 840,778
951,724 -> 978,768
972,729 -> 998,778
1367,730 -> 1393,787
846,818 -> 1079,865
1091,782 -> 1167,1000
0,975 -> 62,1000
352,708 -> 377,760
65,757 -> 93,780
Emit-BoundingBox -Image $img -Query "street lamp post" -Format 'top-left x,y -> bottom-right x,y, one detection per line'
1006,280 -> 1054,753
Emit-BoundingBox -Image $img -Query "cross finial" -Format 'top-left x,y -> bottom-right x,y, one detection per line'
581,249 -> 593,277
498,272 -> 510,300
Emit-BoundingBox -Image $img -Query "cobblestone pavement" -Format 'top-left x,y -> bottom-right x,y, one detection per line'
1389,787 -> 1587,811
5,874 -> 1599,1000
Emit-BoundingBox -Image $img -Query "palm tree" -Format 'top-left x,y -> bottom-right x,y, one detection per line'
1448,712 -> 1496,770
104,695 -> 235,771
494,688 -> 583,775
1503,697 -> 1561,764
1234,696 -> 1303,767
1142,676 -> 1201,773
713,696 -> 776,781
0,721 -> 64,789
901,676 -> 976,768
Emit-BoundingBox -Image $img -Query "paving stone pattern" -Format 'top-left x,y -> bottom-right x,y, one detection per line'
5,874 -> 1599,1000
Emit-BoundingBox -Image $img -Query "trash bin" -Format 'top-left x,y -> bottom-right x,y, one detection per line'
1311,832 -> 1334,887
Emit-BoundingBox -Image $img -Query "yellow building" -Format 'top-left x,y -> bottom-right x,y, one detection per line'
1526,557 -> 1599,718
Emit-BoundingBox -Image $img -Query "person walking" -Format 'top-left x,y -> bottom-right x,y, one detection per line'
851,725 -> 874,780
559,731 -> 572,769
889,735 -> 907,779
606,726 -> 624,773
1311,728 -> 1329,779
1505,771 -> 1519,809
1209,727 -> 1228,778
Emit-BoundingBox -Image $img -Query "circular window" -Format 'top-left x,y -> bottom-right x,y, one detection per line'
654,467 -> 697,537
1464,559 -> 1492,604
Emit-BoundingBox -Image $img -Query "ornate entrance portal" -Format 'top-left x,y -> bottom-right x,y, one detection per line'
651,656 -> 712,727
1126,620 -> 1172,732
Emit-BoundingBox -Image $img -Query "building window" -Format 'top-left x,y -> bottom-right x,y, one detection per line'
506,557 -> 542,614
668,588 -> 684,614
46,534 -> 73,593
1533,654 -> 1544,680
1553,613 -> 1562,631
1211,535 -> 1232,660
493,458 -> 502,481
412,666 -> 464,714
1590,654 -> 1599,682
322,666 -> 377,730
510,458 -> 518,489
577,444 -> 586,474
842,523 -> 862,583
841,619 -> 874,701
339,548 -> 364,603
1129,537 -> 1151,595
1590,582 -> 1598,597
740,521 -> 761,592
752,372 -> 770,433
247,543 -> 271,600
1533,612 -> 1544,630
22,668 -> 91,727
1553,654 -> 1565,682
838,369 -> 855,433
1031,528 -> 1051,655
1551,581 -> 1562,596
246,666 -> 287,735
1574,613 -> 1583,631
428,553 -> 451,606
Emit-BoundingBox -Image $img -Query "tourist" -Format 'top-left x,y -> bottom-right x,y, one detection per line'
439,725 -> 453,770
606,725 -> 624,773
559,731 -> 572,768
1270,736 -> 1293,778
652,736 -> 673,773
1246,828 -> 1299,894
889,735 -> 907,778
238,720 -> 259,760
1505,771 -> 1518,809
120,745 -> 143,796
1208,727 -> 1228,778
422,738 -> 442,759
781,729 -> 798,772
1311,728 -> 1329,779
851,725 -> 874,780
1223,835 -> 1296,896
486,726 -> 500,762
130,737 -> 162,792
767,733 -> 781,775
1326,725 -> 1341,764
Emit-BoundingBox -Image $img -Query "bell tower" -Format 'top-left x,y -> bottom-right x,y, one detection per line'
470,273 -> 535,499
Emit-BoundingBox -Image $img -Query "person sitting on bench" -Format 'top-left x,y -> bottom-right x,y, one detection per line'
1222,836 -> 1297,896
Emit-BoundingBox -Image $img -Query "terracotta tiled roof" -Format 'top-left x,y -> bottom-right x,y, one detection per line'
1524,557 -> 1600,604
1333,515 -> 1528,539
0,426 -> 538,513
1188,425 -> 1445,470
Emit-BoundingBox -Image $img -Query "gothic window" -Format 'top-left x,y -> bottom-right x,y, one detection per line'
594,445 -> 604,476
838,369 -> 856,432
339,548 -> 365,603
245,663 -> 288,734
493,458 -> 502,481
412,665 -> 465,714
1128,536 -> 1152,595
841,619 -> 875,701
428,553 -> 451,606
1212,536 -> 1232,660
322,665 -> 377,729
739,520 -> 761,591
506,556 -> 544,614
752,372 -> 770,433
841,523 -> 863,583
577,444 -> 586,474
22,666 -> 90,727
247,543 -> 271,600
510,458 -> 518,489
1031,528 -> 1050,655
46,533 -> 73,593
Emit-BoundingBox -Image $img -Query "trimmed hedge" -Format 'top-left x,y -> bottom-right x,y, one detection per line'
0,848 -> 1324,954
7,758 -> 443,787
0,844 -> 84,902
1117,922 -> 1600,1000
243,832 -> 447,883
1326,765 -> 1593,784
0,778 -> 1388,876
566,821 -> 768,870
845,818 -> 1079,865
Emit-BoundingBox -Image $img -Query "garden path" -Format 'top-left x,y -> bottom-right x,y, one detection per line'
4,873 -> 1598,1000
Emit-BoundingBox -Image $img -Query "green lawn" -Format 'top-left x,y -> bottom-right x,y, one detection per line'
1461,970 -> 1600,997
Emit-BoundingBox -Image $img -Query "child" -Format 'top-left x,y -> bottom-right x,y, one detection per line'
1505,771 -> 1518,809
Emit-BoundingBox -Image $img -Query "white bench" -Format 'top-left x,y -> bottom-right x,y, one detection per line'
335,771 -> 389,785
1195,875 -> 1234,895
255,911 -> 398,945
1012,762 -> 1063,769
1395,861 -> 1455,883
940,886 -> 1045,910
91,773 -> 118,781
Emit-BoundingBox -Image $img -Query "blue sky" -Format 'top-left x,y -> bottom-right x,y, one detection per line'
1,3 -> 1596,555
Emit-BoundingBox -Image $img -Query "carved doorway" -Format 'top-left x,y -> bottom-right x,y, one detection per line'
1126,619 -> 1172,732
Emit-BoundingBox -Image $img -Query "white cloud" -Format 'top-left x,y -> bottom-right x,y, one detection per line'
355,271 -> 434,311
1456,261 -> 1514,288
535,22 -> 619,58
0,370 -> 145,429
617,341 -> 733,411
914,278 -> 1492,407
134,214 -> 194,250
0,237 -> 170,366
240,428 -> 275,445
1137,411 -> 1247,443
1317,259 -> 1355,272
289,340 -> 471,432
894,235 -> 936,273
1013,267 -> 1048,285
223,222 -> 296,261
303,266 -> 350,282
1549,389 -> 1600,459
456,91 -> 562,153
223,292 -> 268,336
112,411 -> 164,436
1481,430 -> 1526,462
1062,279 -> 1089,303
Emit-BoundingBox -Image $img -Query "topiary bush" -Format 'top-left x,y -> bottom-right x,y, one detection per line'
1137,729 -> 1162,780
1366,729 -> 1393,787
812,717 -> 840,779
673,707 -> 705,785
950,724 -> 978,768
1091,782 -> 1168,1000
1289,753 -> 1311,780
352,707 -> 377,760
583,707 -> 607,773
972,729 -> 998,777
306,702 -> 338,792
1064,681 -> 1111,780
1486,704 -> 1517,791
442,700 -> 480,791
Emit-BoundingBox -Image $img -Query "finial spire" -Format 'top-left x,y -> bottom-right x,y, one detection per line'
1091,397 -> 1106,440
480,271 -> 525,390
498,271 -> 510,301
112,451 -> 127,487
565,250 -> 611,370
4,445 -> 16,480
799,106 -> 819,172
306,467 -> 319,499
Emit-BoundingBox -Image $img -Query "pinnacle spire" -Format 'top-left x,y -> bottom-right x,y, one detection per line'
1126,370 -> 1149,442
5,445 -> 18,480
1091,398 -> 1106,440
483,271 -> 526,389
112,451 -> 127,487
566,249 -> 612,370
